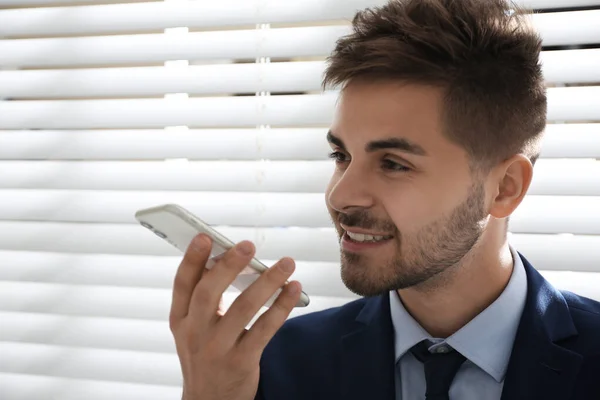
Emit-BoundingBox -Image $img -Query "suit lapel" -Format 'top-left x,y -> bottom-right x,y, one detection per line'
340,292 -> 396,400
501,254 -> 583,400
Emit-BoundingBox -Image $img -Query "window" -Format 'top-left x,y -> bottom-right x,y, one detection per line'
0,0 -> 599,398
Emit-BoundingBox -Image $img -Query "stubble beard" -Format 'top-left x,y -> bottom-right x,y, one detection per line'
338,183 -> 487,297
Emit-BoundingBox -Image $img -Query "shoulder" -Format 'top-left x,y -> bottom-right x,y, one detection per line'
559,291 -> 600,397
562,290 -> 600,315
561,290 -> 600,332
561,290 -> 600,341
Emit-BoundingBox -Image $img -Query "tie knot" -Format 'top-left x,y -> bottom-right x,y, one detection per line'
411,341 -> 467,400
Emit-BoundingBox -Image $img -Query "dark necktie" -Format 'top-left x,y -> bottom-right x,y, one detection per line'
411,340 -> 467,400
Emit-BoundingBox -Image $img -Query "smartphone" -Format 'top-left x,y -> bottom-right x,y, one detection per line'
135,203 -> 310,308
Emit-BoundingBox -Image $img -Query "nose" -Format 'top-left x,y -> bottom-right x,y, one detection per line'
326,162 -> 375,213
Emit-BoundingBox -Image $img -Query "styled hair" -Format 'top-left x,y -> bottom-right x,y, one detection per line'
323,0 -> 547,173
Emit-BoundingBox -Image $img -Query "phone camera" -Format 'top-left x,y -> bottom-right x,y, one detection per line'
154,231 -> 167,239
141,222 -> 153,230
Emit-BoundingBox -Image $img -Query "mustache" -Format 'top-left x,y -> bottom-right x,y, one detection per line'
337,210 -> 397,233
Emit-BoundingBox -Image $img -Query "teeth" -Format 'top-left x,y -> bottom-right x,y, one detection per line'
346,231 -> 392,242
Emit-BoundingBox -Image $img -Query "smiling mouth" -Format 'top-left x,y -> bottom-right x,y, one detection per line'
345,231 -> 394,243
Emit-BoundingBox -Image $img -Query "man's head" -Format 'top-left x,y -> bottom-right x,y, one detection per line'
323,0 -> 546,296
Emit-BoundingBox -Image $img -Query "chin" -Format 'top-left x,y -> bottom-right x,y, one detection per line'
342,277 -> 388,297
340,260 -> 395,297
340,252 -> 444,296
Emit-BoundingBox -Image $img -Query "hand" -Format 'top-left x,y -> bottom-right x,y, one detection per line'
169,233 -> 302,400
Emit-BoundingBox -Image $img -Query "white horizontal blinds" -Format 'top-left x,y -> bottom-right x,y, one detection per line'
1,0 -> 600,399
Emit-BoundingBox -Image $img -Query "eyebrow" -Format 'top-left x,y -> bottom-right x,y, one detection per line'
327,131 -> 428,157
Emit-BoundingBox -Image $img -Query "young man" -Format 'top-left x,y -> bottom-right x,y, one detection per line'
169,1 -> 600,399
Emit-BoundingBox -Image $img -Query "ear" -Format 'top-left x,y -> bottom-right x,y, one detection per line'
488,155 -> 533,219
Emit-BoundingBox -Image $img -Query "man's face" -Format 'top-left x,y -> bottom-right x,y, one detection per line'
326,80 -> 490,296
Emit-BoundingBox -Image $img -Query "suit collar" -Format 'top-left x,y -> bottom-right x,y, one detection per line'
340,292 -> 396,400
515,252 -> 577,342
500,252 -> 583,400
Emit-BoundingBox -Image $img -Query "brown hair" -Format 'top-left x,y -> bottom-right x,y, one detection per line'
323,0 -> 547,174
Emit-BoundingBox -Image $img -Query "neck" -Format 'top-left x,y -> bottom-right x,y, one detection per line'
396,225 -> 514,338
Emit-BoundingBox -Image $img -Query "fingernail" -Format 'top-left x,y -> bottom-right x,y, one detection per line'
236,241 -> 253,255
279,258 -> 294,273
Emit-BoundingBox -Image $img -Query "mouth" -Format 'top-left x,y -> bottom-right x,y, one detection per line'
344,230 -> 394,243
341,228 -> 395,252
340,224 -> 394,241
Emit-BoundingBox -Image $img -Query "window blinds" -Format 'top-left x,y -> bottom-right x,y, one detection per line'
0,0 -> 599,399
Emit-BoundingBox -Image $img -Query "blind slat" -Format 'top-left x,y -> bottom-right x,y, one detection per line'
0,128 -> 332,160
0,26 -> 348,68
0,341 -> 181,386
2,49 -> 600,99
1,124 -> 598,160
0,373 -> 181,400
540,49 -> 600,84
0,160 -> 598,195
0,190 -> 332,226
0,94 -> 338,129
0,312 -> 176,353
0,222 -> 343,260
0,61 -> 326,98
531,10 -> 600,46
0,160 -> 337,192
541,124 -> 600,158
1,87 -> 599,129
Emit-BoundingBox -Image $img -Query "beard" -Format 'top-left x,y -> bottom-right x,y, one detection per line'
334,182 -> 487,297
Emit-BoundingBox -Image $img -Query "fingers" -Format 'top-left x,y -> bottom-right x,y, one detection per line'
217,258 -> 296,342
238,280 -> 302,359
187,240 -> 256,320
169,234 -> 212,328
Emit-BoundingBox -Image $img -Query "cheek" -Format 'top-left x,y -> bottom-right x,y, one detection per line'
383,188 -> 443,229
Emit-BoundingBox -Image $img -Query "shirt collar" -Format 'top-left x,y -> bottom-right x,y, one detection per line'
389,245 -> 528,383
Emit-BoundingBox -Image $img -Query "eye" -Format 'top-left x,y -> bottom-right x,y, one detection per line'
382,159 -> 410,172
328,151 -> 349,164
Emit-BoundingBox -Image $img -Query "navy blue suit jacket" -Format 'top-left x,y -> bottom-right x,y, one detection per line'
257,254 -> 600,399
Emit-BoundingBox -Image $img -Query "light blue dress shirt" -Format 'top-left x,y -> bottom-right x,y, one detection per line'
390,245 -> 528,400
